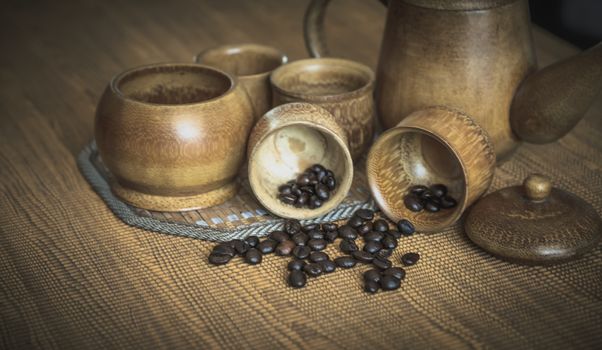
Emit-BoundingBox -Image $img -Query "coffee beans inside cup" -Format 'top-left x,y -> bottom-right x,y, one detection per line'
277,164 -> 336,209
403,184 -> 458,213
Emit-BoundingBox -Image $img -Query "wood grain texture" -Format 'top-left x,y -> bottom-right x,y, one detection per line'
1,0 -> 602,349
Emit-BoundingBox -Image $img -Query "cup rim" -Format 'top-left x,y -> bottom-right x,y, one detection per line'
270,57 -> 375,101
195,43 -> 288,78
110,62 -> 237,107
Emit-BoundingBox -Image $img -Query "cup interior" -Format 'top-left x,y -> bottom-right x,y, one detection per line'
271,58 -> 373,97
250,122 -> 352,219
368,128 -> 467,230
197,44 -> 286,77
114,64 -> 232,105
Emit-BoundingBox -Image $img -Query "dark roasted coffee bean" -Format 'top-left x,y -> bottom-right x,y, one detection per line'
307,171 -> 318,182
322,222 -> 338,232
404,194 -> 424,212
308,196 -> 323,209
401,252 -> 420,266
324,230 -> 338,243
334,256 -> 357,268
296,192 -> 309,206
285,219 -> 302,235
292,232 -> 309,246
355,208 -> 374,221
340,239 -> 359,254
373,257 -> 392,270
288,270 -> 306,288
348,216 -> 364,228
338,225 -> 358,240
383,267 -> 406,280
382,235 -> 398,250
352,250 -> 374,263
319,260 -> 336,273
364,269 -> 382,283
364,280 -> 380,294
302,223 -> 319,232
257,239 -> 277,254
244,236 -> 259,248
288,259 -> 306,271
315,184 -> 330,200
303,263 -> 323,277
292,245 -> 311,259
387,230 -> 402,239
308,238 -> 327,251
232,239 -> 249,255
357,222 -> 372,235
309,251 -> 329,263
300,185 -> 315,193
315,169 -> 327,182
420,190 -> 436,201
307,229 -> 324,240
292,187 -> 303,197
380,275 -> 401,291
269,230 -> 289,243
325,170 -> 334,178
440,195 -> 457,209
279,194 -> 297,205
425,200 -> 440,212
212,243 -> 236,257
363,241 -> 383,254
297,173 -> 311,185
364,231 -> 384,242
244,248 -> 262,265
430,184 -> 447,197
208,253 -> 232,265
278,184 -> 292,195
373,219 -> 389,232
311,164 -> 326,173
275,240 -> 296,256
376,249 -> 393,259
323,176 -> 336,190
409,185 -> 429,195
397,219 -> 415,236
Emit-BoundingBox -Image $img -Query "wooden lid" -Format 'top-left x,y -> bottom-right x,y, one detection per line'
465,174 -> 602,265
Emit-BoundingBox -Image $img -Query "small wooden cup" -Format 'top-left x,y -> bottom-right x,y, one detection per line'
366,107 -> 496,232
95,63 -> 254,211
195,44 -> 288,122
247,103 -> 354,219
270,58 -> 375,160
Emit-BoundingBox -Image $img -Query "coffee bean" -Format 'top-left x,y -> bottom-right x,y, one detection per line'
212,244 -> 236,257
292,232 -> 309,246
324,230 -> 338,243
383,267 -> 406,280
315,184 -> 330,200
296,192 -> 309,206
292,245 -> 311,259
302,223 -> 319,232
322,222 -> 338,232
278,184 -> 292,195
364,231 -> 384,242
382,235 -> 398,250
292,187 -> 303,197
425,201 -> 440,212
401,252 -> 420,266
308,238 -> 327,251
334,256 -> 357,268
397,219 -> 415,236
363,241 -> 383,254
404,194 -> 424,212
208,253 -> 232,265
319,260 -> 336,273
244,236 -> 260,248
307,229 -> 324,240
348,216 -> 364,228
355,208 -> 374,221
315,169 -> 327,182
338,225 -> 358,240
311,164 -> 326,173
288,259 -> 306,271
244,248 -> 262,265
285,219 -> 302,235
325,170 -> 334,179
376,249 -> 393,259
232,239 -> 249,255
288,270 -> 307,288
340,239 -> 359,254
297,173 -> 311,185
440,195 -> 457,209
275,240 -> 296,256
357,222 -> 372,235
420,190 -> 436,201
323,176 -> 336,191
300,185 -> 315,194
363,269 -> 381,283
364,280 -> 380,294
279,194 -> 297,205
373,219 -> 389,232
387,230 -> 402,239
269,231 -> 289,243
303,263 -> 323,277
373,257 -> 392,270
380,275 -> 401,291
430,184 -> 447,197
309,196 -> 323,209
309,251 -> 329,263
352,251 -> 374,263
257,239 -> 277,254
409,185 -> 428,195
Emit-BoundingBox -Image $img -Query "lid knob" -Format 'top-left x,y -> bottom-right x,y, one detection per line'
523,174 -> 552,201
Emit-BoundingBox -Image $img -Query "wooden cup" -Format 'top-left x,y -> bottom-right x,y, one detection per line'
366,106 -> 496,232
95,63 -> 254,211
270,58 -> 375,160
195,44 -> 287,123
247,103 -> 354,220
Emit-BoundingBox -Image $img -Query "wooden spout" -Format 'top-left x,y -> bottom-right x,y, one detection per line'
510,42 -> 602,144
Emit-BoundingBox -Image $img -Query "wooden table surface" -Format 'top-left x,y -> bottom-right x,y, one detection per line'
2,1 -> 601,349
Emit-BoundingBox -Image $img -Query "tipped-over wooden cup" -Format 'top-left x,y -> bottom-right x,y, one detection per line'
247,103 -> 354,219
95,63 -> 254,211
196,44 -> 288,122
366,106 -> 496,232
270,58 -> 375,160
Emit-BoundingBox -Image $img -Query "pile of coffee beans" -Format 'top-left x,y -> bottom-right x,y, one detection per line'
277,164 -> 336,209
208,208 -> 422,294
403,184 -> 457,213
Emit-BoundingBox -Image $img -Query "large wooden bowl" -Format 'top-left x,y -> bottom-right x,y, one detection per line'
247,103 -> 353,219
367,107 -> 496,232
95,63 -> 254,211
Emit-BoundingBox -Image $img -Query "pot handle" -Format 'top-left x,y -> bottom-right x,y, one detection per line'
304,0 -> 387,57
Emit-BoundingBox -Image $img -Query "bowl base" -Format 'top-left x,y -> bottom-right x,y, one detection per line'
111,181 -> 239,212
